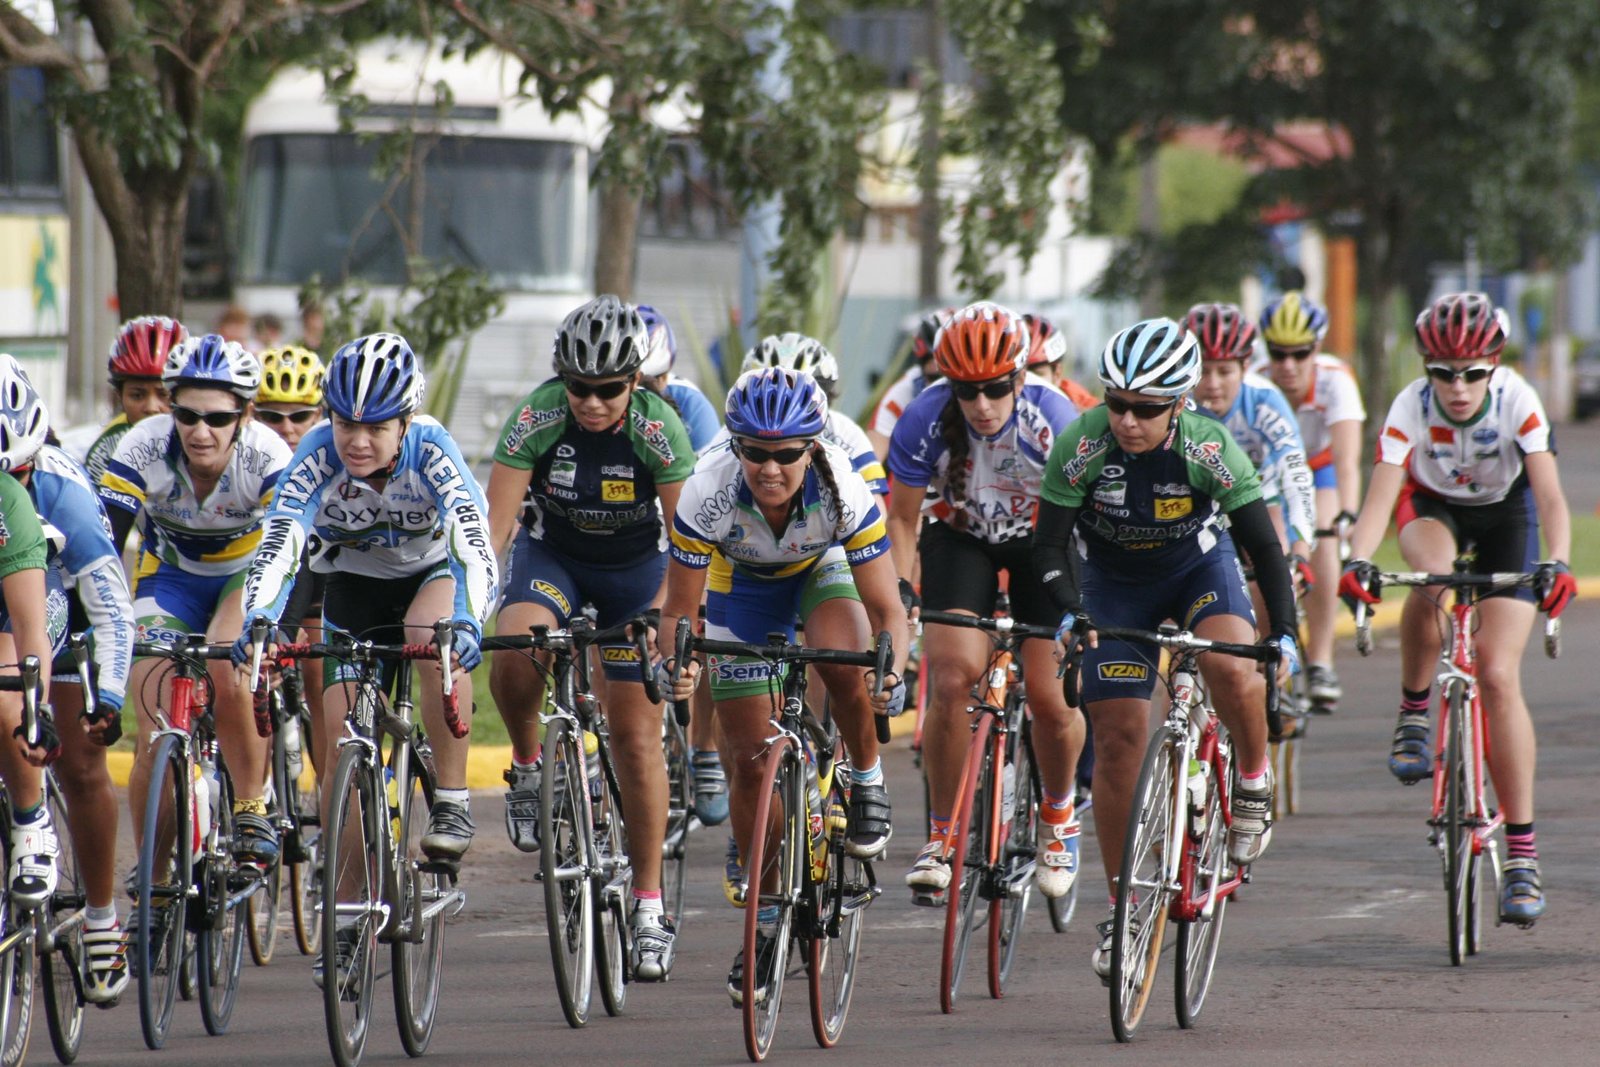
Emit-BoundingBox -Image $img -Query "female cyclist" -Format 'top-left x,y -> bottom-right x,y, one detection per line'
885,301 -> 1084,904
868,307 -> 952,460
636,304 -> 721,452
1033,318 -> 1297,982
1338,292 -> 1573,927
485,295 -> 693,982
0,356 -> 137,1003
83,316 -> 184,487
99,335 -> 291,868
659,366 -> 908,1005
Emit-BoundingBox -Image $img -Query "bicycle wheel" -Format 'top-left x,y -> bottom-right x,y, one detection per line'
248,713 -> 290,967
393,745 -> 447,1056
989,719 -> 1035,999
1443,683 -> 1476,966
541,716 -> 595,1029
807,771 -> 866,1048
660,710 -> 692,927
135,733 -> 190,1051
198,763 -> 245,1036
742,739 -> 799,1063
40,775 -> 84,1064
939,716 -> 991,1014
1109,724 -> 1178,1043
287,709 -> 323,957
321,742 -> 380,1067
0,808 -> 32,1067
592,744 -> 631,1019
1175,742 -> 1231,1028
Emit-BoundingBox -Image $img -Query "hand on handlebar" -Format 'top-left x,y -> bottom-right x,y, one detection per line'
1260,633 -> 1299,685
86,693 -> 123,747
868,671 -> 906,717
658,658 -> 700,703
450,620 -> 483,672
1338,559 -> 1381,611
1290,552 -> 1316,595
1535,560 -> 1576,619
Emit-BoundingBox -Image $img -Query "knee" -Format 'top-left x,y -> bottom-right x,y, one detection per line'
1477,661 -> 1521,706
1210,662 -> 1259,708
931,670 -> 976,710
815,664 -> 862,705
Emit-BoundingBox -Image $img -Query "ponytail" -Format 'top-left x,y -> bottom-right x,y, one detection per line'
938,392 -> 971,533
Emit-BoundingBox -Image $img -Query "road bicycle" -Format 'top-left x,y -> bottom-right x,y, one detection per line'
674,618 -> 891,1063
1353,564 -> 1558,964
130,637 -> 263,1049
1065,622 -> 1281,1042
917,609 -> 1067,1013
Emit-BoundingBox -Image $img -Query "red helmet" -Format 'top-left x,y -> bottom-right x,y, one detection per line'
1414,292 -> 1509,362
934,302 -> 1029,382
912,307 -> 956,363
1021,313 -> 1069,367
109,316 -> 187,381
1185,303 -> 1259,362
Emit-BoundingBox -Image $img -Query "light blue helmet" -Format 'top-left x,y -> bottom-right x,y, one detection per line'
1099,318 -> 1201,397
326,333 -> 425,422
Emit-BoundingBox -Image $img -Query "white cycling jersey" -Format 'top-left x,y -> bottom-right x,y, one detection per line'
1249,353 -> 1364,471
869,364 -> 935,442
1376,366 -> 1551,504
1214,372 -> 1316,546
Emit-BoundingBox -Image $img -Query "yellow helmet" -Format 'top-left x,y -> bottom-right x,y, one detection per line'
1259,291 -> 1329,348
257,345 -> 325,405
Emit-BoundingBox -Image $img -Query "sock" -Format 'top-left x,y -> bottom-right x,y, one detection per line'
757,904 -> 779,932
1040,788 -> 1075,826
435,788 -> 469,811
1505,823 -> 1537,861
850,760 -> 883,786
1400,687 -> 1431,716
11,803 -> 43,825
692,749 -> 722,766
1239,764 -> 1269,789
512,752 -> 540,770
633,890 -> 663,919
928,812 -> 952,843
86,904 -> 117,929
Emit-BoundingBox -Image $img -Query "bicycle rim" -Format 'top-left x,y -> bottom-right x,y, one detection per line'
808,769 -> 867,1049
393,748 -> 446,1056
249,730 -> 293,967
1110,726 -> 1177,1043
593,754 -> 631,1019
990,722 -> 1035,999
541,717 -> 595,1028
1444,686 -> 1472,966
940,720 -> 990,1014
661,711 -> 692,927
198,767 -> 245,1036
322,744 -> 379,1067
41,776 -> 84,1063
135,734 -> 189,1051
741,740 -> 798,1063
1175,752 -> 1230,1028
0,899 -> 32,1067
290,726 -> 323,957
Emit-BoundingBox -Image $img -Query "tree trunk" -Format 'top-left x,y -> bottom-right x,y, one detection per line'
593,180 -> 640,299
1355,199 -> 1403,467
109,183 -> 190,318
916,0 -> 944,304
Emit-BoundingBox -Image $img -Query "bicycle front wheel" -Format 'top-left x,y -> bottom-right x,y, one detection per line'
135,733 -> 190,1051
940,717 -> 991,1014
393,746 -> 447,1056
1443,683 -> 1479,966
197,765 -> 245,1036
1175,741 -> 1232,1028
321,743 -> 381,1067
989,716 -> 1035,999
0,809 -> 33,1067
1109,725 -> 1178,1043
808,766 -> 867,1048
287,713 -> 323,957
660,709 -> 692,928
741,739 -> 799,1063
40,774 -> 84,1064
592,745 -> 631,1019
541,716 -> 595,1029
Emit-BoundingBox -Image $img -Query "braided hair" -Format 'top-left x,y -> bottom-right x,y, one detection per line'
808,440 -> 846,527
937,391 -> 971,532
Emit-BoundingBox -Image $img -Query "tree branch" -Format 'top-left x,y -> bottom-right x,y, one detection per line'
0,5 -> 79,69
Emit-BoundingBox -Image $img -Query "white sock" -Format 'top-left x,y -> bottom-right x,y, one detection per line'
86,904 -> 117,929
435,788 -> 469,810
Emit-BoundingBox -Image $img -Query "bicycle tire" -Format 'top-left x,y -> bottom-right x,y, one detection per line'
989,714 -> 1035,999
1444,682 -> 1474,966
288,704 -> 323,957
135,733 -> 189,1051
741,738 -> 799,1063
393,745 -> 446,1056
660,709 -> 692,928
0,807 -> 32,1067
541,715 -> 595,1029
1175,737 -> 1231,1028
248,701 -> 292,967
807,761 -> 865,1048
40,774 -> 84,1064
593,741 -> 631,1019
1109,724 -> 1178,1043
939,713 -> 991,1014
321,742 -> 380,1067
197,762 -> 245,1036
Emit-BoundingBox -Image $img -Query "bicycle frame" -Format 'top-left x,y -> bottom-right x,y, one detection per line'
1162,656 -> 1240,924
1428,596 -> 1497,850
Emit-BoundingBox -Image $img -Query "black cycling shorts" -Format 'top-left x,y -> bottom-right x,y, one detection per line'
1397,481 -> 1539,602
918,520 -> 1056,628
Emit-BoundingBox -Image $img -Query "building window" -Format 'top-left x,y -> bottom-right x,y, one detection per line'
0,68 -> 62,197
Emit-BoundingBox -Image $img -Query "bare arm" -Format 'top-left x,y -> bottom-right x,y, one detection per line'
656,558 -> 708,664
850,552 -> 911,680
485,460 -> 534,561
885,480 -> 926,584
1523,451 -> 1572,563
1346,462 -> 1407,562
1330,419 -> 1364,517
649,479 -> 686,610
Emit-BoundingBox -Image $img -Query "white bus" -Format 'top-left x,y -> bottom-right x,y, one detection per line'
235,40 -> 600,456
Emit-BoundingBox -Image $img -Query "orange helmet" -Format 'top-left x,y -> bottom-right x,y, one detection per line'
934,301 -> 1029,382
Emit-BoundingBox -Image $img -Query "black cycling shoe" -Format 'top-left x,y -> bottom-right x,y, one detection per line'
727,929 -> 779,1007
845,781 -> 892,859
1388,713 -> 1433,783
232,810 -> 280,866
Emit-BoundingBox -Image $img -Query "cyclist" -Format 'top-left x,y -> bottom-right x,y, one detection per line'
83,315 -> 184,486
485,296 -> 692,982
0,357 -> 137,1004
1338,291 -> 1573,926
868,307 -> 952,460
1022,312 -> 1100,411
659,366 -> 909,1005
1032,318 -> 1298,983
99,335 -> 291,871
886,301 -> 1085,903
637,304 -> 721,452
1258,292 -> 1365,708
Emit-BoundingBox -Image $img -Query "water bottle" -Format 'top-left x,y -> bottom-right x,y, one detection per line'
192,761 -> 212,853
583,730 -> 603,805
1001,760 -> 1017,818
384,766 -> 401,842
803,749 -> 826,882
284,714 -> 304,785
1185,758 -> 1211,836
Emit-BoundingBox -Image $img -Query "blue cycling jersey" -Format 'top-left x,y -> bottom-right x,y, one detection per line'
1214,372 -> 1316,547
663,377 -> 722,452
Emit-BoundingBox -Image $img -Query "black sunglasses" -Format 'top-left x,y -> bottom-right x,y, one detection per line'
563,377 -> 632,401
255,408 -> 321,427
1267,345 -> 1316,362
951,374 -> 1017,401
1425,363 -> 1495,385
172,405 -> 243,428
1103,394 -> 1178,420
733,439 -> 812,466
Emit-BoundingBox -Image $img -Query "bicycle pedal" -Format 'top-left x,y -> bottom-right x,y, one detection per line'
420,857 -> 460,876
909,889 -> 945,908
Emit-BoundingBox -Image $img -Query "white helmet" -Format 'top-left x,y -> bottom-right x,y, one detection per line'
0,354 -> 49,472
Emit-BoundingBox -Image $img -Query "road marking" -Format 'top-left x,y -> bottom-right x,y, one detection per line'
1325,887 -> 1429,919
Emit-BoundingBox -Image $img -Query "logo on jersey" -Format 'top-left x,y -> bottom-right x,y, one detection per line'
1155,496 -> 1193,520
549,460 -> 576,487
601,464 -> 634,478
600,646 -> 640,663
557,443 -> 577,458
503,404 -> 565,455
1183,592 -> 1216,626
1062,433 -> 1114,486
1153,482 -> 1191,497
1098,662 -> 1149,681
629,410 -> 678,464
530,580 -> 571,614
1471,427 -> 1499,446
1103,465 -> 1125,479
1182,438 -> 1235,489
1093,481 -> 1126,506
602,480 -> 635,502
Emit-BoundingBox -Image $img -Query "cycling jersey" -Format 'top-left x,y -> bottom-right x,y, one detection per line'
709,410 -> 889,496
0,473 -> 47,580
662,376 -> 722,452
1376,366 -> 1551,505
82,414 -> 129,489
670,440 -> 889,589
1040,405 -> 1263,572
494,379 -> 694,565
1252,353 -> 1364,470
241,416 -> 498,631
1215,372 -> 1316,547
869,364 -> 935,442
887,376 -> 1079,544
99,416 -> 290,576
29,445 -> 134,706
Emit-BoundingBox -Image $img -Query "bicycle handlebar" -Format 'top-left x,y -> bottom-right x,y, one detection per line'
917,610 -> 1058,642
482,614 -> 661,704
1351,571 -> 1560,660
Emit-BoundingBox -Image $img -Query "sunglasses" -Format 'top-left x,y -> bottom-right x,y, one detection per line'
1103,394 -> 1178,420
255,408 -> 321,427
951,374 -> 1017,401
1267,345 -> 1316,362
1425,363 -> 1495,385
563,377 -> 632,401
172,405 -> 243,429
733,439 -> 812,466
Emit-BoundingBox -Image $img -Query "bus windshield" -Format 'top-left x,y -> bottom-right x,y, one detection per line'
239,132 -> 584,291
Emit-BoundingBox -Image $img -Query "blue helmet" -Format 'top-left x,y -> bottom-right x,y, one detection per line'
724,367 -> 828,440
635,304 -> 677,377
162,333 -> 261,400
326,333 -> 425,422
